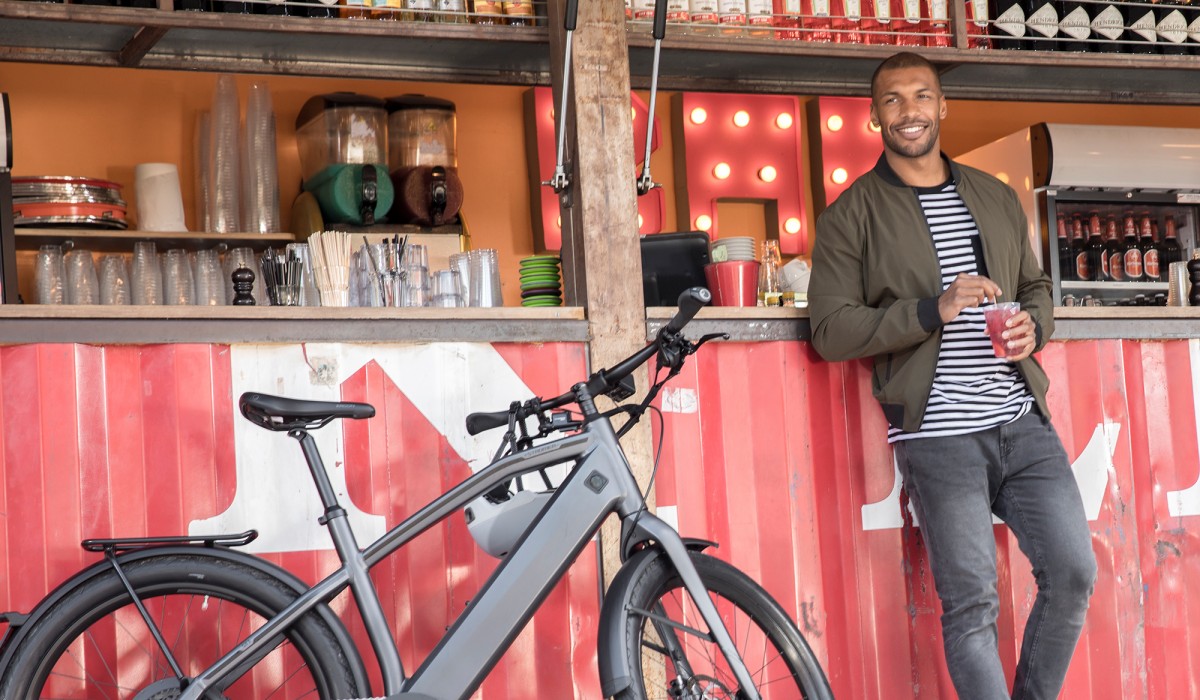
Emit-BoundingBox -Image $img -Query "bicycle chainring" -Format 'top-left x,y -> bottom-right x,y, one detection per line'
131,678 -> 228,700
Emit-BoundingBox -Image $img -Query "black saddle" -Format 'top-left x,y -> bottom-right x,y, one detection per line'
240,392 -> 375,432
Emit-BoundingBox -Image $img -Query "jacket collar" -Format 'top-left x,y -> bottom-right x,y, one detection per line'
872,152 -> 960,188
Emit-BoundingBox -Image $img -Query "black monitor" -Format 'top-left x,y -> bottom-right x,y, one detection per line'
640,231 -> 710,307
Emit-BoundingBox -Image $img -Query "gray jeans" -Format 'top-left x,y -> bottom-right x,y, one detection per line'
893,410 -> 1097,700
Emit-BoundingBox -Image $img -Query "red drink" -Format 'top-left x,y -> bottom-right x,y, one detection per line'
983,302 -> 1020,358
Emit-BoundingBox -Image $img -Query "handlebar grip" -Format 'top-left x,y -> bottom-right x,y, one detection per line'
466,410 -> 509,436
652,0 -> 668,39
564,0 -> 579,31
662,287 -> 710,334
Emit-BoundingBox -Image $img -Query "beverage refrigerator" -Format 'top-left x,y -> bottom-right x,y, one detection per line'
958,122 -> 1200,307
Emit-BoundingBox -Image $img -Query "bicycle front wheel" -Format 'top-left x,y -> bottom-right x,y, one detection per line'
617,551 -> 832,700
0,553 -> 364,699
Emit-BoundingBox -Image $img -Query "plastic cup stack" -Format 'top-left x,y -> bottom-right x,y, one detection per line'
242,81 -> 280,234
132,241 -> 162,305
35,244 -> 66,305
192,249 -> 226,306
467,248 -> 503,307
99,255 -> 130,305
65,249 -> 98,305
208,75 -> 241,233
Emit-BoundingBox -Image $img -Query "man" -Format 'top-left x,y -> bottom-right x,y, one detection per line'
807,52 -> 1097,699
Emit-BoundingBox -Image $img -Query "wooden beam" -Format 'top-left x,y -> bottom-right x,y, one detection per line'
118,25 -> 170,67
554,0 -> 653,586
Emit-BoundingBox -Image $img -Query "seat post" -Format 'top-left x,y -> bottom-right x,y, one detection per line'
288,428 -> 408,692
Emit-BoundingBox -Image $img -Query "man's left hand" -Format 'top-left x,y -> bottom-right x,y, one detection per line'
1003,311 -> 1037,361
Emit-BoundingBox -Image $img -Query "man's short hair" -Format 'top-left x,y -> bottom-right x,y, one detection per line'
870,52 -> 942,100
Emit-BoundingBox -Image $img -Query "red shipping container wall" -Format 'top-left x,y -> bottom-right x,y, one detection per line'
2,337 -> 1198,699
652,339 -> 1200,700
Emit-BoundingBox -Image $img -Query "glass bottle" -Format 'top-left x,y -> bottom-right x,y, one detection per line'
473,0 -> 505,23
758,240 -> 783,307
439,0 -> 469,21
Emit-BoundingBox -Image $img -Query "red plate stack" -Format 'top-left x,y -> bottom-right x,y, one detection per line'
12,175 -> 128,230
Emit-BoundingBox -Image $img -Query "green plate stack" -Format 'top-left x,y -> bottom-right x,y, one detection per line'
519,255 -> 563,307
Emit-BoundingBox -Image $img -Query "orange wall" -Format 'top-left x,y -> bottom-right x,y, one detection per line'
7,59 -> 1200,304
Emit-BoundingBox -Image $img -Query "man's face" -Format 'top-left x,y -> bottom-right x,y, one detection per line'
870,66 -> 947,160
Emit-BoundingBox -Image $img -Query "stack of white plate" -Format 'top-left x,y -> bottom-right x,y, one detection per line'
709,236 -> 756,263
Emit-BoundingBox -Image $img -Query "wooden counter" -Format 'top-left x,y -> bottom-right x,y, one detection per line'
646,306 -> 1200,341
0,306 -> 588,344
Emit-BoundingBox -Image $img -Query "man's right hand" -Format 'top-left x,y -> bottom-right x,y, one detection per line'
938,273 -> 1003,324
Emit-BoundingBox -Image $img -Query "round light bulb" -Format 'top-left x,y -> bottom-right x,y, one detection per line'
556,215 -> 562,227
867,120 -> 881,133
784,217 -> 802,235
695,215 -> 713,231
996,172 -> 1011,185
775,112 -> 794,130
733,110 -> 751,128
758,165 -> 778,183
831,168 -> 849,185
713,162 -> 732,180
637,214 -> 645,228
690,107 -> 708,125
826,115 -> 844,132
631,106 -> 637,121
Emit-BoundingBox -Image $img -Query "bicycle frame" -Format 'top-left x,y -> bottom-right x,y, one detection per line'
180,396 -> 761,700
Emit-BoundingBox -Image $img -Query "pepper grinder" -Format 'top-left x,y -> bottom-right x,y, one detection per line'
232,266 -> 256,306
1189,251 -> 1200,307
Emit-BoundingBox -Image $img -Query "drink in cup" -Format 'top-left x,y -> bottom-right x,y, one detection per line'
983,301 -> 1021,358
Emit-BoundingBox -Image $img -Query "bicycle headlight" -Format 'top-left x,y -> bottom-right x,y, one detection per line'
464,490 -> 553,559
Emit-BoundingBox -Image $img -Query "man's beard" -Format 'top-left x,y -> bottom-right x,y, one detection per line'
881,121 -> 940,159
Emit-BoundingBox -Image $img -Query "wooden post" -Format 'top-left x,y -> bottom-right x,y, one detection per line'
549,0 -> 654,587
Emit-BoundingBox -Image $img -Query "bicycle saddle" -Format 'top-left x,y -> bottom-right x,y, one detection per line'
240,392 -> 376,431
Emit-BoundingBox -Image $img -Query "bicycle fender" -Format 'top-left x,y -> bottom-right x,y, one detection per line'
596,539 -> 715,698
0,545 -> 368,691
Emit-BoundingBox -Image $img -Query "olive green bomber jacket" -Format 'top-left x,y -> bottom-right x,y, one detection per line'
807,154 -> 1054,433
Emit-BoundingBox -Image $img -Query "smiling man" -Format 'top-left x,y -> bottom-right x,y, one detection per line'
807,53 -> 1097,699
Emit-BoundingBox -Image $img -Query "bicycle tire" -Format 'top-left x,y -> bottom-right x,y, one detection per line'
0,552 -> 364,699
616,551 -> 833,700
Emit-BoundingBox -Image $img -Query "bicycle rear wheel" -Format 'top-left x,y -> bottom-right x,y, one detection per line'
0,553 -> 364,699
617,551 -> 832,700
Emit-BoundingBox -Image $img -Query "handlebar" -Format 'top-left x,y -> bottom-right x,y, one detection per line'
464,287 -> 710,437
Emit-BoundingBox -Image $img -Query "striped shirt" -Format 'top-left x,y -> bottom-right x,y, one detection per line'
888,182 -> 1033,443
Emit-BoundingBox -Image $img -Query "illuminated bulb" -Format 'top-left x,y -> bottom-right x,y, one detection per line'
713,162 -> 732,180
784,217 -> 802,235
776,112 -> 794,130
695,215 -> 713,231
733,110 -> 751,127
631,107 -> 637,121
867,120 -> 881,133
758,165 -> 778,183
637,214 -> 645,228
831,168 -> 848,185
826,115 -> 844,132
690,107 -> 708,125
996,172 -> 1010,185
556,215 -> 562,227
1024,176 -> 1032,191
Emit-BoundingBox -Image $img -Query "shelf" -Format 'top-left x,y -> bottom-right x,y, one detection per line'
0,2 -> 552,84
626,33 -> 1200,103
3,3 -> 1200,102
15,228 -> 297,252
1061,280 -> 1169,292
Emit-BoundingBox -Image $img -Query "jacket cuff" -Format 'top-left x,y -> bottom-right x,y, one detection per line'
917,297 -> 944,333
1033,318 -> 1044,348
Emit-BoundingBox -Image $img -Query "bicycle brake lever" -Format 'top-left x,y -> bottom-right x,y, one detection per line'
689,332 -> 729,353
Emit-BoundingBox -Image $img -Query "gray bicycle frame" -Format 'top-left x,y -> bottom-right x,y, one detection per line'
179,399 -> 760,700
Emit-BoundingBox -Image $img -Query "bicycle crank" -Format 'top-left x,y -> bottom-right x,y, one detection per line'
678,673 -> 734,699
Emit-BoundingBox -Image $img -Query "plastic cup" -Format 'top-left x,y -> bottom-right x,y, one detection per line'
703,261 -> 759,307
983,301 -> 1021,358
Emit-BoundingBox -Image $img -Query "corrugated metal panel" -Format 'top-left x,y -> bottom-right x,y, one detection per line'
2,338 -> 1199,699
651,339 -> 1200,700
0,341 -> 597,700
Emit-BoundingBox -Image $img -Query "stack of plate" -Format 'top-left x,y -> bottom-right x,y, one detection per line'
12,176 -> 128,230
708,236 -> 756,263
520,255 -> 563,307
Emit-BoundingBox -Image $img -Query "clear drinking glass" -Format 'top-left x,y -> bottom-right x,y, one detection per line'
132,241 -> 162,306
468,248 -> 502,307
99,255 -> 130,305
163,249 -> 195,305
432,268 -> 464,307
65,249 -> 99,305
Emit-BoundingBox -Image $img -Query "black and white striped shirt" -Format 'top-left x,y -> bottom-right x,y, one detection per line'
888,182 -> 1033,443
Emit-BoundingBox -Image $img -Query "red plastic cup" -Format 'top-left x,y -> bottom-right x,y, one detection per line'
983,302 -> 1021,358
704,261 -> 760,307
